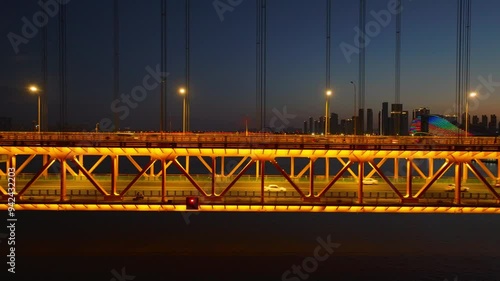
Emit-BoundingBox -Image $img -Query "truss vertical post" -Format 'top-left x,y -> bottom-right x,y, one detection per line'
462,162 -> 468,181
454,162 -> 462,205
394,158 -> 399,181
75,155 -> 82,179
211,157 -> 216,195
325,157 -> 329,181
358,161 -> 364,203
497,161 -> 500,179
60,159 -> 67,201
256,160 -> 260,179
149,157 -> 155,180
260,160 -> 265,204
221,156 -> 225,176
42,154 -> 48,179
428,158 -> 434,181
161,159 -> 166,203
7,156 -> 16,175
406,159 -> 412,197
309,158 -> 315,196
186,156 -> 190,174
290,157 -> 294,178
110,155 -> 118,195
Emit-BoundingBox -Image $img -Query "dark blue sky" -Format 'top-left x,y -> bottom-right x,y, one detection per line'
2,0 -> 500,131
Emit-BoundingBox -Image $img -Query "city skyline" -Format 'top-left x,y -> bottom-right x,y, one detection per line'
2,0 -> 500,131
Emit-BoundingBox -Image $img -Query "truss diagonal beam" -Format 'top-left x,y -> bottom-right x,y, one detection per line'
269,160 -> 306,198
366,158 -> 387,178
295,162 -> 310,178
126,155 -> 142,172
368,161 -> 404,199
414,160 -> 453,198
410,159 -> 427,179
337,157 -> 358,179
17,157 -> 56,195
89,155 -> 107,174
474,159 -> 496,181
227,157 -> 248,177
219,159 -> 255,196
172,159 -> 208,197
317,160 -> 353,197
155,160 -> 172,177
71,158 -> 109,196
466,162 -> 500,199
197,156 -> 212,173
120,159 -> 156,196
16,154 -> 36,174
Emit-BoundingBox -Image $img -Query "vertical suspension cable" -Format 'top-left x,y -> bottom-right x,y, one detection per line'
185,0 -> 190,131
113,0 -> 120,131
395,0 -> 401,104
41,0 -> 48,131
58,1 -> 67,131
262,0 -> 267,130
326,0 -> 331,91
256,0 -> 261,131
161,0 -> 167,132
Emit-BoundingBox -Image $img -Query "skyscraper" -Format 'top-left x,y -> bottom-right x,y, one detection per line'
366,108 -> 373,134
413,107 -> 430,133
391,103 -> 403,135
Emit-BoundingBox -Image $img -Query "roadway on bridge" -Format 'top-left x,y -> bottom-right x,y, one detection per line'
12,177 -> 497,195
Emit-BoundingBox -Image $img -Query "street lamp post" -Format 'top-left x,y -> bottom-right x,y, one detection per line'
325,90 -> 332,135
29,85 -> 41,132
465,92 -> 477,137
350,81 -> 357,135
179,87 -> 186,133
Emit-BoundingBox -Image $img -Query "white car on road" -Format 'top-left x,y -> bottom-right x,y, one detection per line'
264,184 -> 286,192
445,184 -> 470,192
361,178 -> 378,185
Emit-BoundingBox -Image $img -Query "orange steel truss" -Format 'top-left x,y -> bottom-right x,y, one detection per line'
1,133 -> 500,212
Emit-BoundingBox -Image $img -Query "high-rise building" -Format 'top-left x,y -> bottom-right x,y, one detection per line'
330,113 -> 339,134
309,117 -> 313,134
382,102 -> 389,135
319,116 -> 325,135
481,115 -> 488,128
303,121 -> 308,134
366,108 -> 373,134
413,107 -> 430,133
314,120 -> 319,134
401,110 -> 409,135
391,103 -> 403,135
472,115 -> 479,125
490,115 -> 497,131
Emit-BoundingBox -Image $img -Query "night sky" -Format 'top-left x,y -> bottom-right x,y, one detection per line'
2,0 -> 500,131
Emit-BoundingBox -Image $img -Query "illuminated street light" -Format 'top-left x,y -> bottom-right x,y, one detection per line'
179,87 -> 186,133
465,92 -> 477,137
28,85 -> 41,132
325,90 -> 332,135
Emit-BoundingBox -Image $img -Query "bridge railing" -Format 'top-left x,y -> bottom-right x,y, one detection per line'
1,131 -> 500,146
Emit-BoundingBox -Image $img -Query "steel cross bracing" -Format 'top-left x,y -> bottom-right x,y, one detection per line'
1,134 -> 500,213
